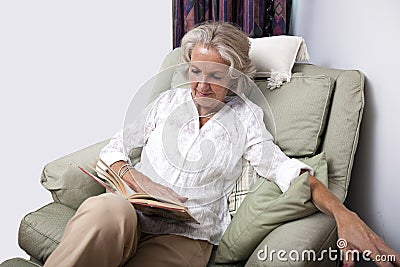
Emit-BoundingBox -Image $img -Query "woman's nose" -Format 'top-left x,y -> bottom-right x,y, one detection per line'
197,80 -> 210,91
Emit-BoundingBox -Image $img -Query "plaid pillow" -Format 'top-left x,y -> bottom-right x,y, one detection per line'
228,160 -> 259,216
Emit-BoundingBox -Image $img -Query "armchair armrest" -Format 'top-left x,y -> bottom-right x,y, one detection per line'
18,202 -> 76,264
40,140 -> 108,210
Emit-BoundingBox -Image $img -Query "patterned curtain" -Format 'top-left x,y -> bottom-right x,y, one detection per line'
173,0 -> 293,48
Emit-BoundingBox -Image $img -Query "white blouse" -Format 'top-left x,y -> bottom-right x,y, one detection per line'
99,88 -> 312,245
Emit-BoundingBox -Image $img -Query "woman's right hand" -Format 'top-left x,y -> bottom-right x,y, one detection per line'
128,168 -> 188,204
111,161 -> 188,204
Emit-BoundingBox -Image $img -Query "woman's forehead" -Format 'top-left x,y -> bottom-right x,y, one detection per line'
190,61 -> 229,74
191,44 -> 228,65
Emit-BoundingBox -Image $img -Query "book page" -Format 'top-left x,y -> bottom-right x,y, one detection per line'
128,193 -> 185,207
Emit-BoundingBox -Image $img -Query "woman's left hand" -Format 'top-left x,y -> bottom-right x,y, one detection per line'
309,174 -> 400,267
335,209 -> 400,267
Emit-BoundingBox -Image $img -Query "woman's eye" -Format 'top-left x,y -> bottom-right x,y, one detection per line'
211,74 -> 222,80
191,68 -> 201,75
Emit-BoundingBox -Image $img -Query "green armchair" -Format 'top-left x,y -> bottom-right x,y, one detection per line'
1,49 -> 364,267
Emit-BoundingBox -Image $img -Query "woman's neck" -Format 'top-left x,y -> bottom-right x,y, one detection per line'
196,105 -> 218,128
195,102 -> 224,118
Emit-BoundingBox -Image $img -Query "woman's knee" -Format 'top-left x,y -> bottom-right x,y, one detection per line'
78,193 -> 137,226
52,194 -> 139,266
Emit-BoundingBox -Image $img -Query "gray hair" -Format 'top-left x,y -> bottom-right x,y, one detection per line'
180,22 -> 256,93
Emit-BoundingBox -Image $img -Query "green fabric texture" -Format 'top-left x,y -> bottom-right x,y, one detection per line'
215,152 -> 328,263
246,212 -> 337,267
256,75 -> 334,157
0,258 -> 42,267
292,64 -> 364,202
150,47 -> 184,102
18,202 -> 75,264
40,140 -> 108,210
40,140 -> 144,210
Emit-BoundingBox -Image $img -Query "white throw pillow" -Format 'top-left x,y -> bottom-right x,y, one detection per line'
249,36 -> 309,89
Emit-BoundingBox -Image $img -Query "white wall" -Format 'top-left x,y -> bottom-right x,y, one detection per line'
292,0 -> 400,252
0,0 -> 172,261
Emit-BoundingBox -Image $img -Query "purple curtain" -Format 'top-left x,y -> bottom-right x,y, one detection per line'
172,0 -> 292,48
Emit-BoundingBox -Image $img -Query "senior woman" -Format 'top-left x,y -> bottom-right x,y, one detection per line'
44,22 -> 399,267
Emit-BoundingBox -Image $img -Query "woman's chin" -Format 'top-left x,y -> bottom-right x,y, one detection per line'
194,97 -> 220,108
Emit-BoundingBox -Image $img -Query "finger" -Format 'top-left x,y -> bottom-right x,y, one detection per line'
375,248 -> 400,266
341,247 -> 355,267
154,187 -> 184,204
377,245 -> 400,265
394,252 -> 400,266
177,196 -> 188,203
394,255 -> 400,267
376,240 -> 400,265
167,188 -> 188,203
368,233 -> 400,266
342,259 -> 355,267
157,192 -> 182,204
364,245 -> 392,267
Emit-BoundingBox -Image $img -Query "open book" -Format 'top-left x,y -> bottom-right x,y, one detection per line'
78,159 -> 199,224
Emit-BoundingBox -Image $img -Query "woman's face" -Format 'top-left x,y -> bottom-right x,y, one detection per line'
189,44 -> 230,109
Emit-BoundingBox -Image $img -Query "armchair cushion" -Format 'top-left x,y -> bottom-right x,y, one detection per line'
216,152 -> 328,263
40,140 -> 108,210
18,202 -> 75,264
246,212 -> 337,266
0,258 -> 42,267
255,75 -> 334,157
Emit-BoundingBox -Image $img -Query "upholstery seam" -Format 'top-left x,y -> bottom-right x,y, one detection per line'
21,218 -> 60,245
344,70 -> 365,200
305,222 -> 338,267
315,77 -> 334,155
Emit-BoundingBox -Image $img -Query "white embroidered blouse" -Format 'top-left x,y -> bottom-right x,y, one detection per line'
99,88 -> 312,245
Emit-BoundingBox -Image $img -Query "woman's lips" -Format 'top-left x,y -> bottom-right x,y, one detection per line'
197,91 -> 213,97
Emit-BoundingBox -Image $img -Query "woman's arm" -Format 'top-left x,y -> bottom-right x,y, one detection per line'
309,174 -> 400,267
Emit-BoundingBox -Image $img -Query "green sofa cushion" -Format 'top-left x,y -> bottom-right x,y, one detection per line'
18,202 -> 75,264
215,152 -> 328,263
256,75 -> 334,157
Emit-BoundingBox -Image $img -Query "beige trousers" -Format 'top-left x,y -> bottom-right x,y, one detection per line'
44,193 -> 213,267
